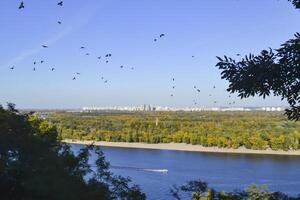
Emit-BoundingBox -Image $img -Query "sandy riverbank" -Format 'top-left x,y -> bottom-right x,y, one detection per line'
62,139 -> 300,156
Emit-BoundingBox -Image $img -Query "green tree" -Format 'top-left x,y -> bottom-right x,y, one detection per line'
216,0 -> 300,120
0,104 -> 145,200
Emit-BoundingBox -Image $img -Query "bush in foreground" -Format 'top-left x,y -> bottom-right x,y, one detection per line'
171,180 -> 300,200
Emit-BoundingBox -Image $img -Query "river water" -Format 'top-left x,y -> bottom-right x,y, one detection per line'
71,144 -> 300,200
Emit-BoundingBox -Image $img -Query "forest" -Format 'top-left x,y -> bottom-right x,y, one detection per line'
47,111 -> 300,151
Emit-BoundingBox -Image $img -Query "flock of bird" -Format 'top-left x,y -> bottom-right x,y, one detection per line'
15,2 -> 63,75
11,1 -> 238,107
15,1 -> 128,85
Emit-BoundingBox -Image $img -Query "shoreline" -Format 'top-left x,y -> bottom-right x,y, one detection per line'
62,139 -> 300,156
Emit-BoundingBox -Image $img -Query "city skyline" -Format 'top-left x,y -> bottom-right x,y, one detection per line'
81,104 -> 286,112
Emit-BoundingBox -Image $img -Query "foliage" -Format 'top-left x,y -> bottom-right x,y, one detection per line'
48,111 -> 300,151
289,0 -> 300,8
216,1 -> 300,120
0,105 -> 146,200
171,180 -> 300,200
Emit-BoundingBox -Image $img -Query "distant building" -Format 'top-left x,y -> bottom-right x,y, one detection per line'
82,105 -> 286,112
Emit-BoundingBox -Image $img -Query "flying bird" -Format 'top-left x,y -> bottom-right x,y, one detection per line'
19,2 -> 24,9
18,1 -> 25,9
42,45 -> 48,48
57,1 -> 63,6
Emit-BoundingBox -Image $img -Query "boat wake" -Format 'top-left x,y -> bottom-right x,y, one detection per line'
143,169 -> 168,173
111,166 -> 168,174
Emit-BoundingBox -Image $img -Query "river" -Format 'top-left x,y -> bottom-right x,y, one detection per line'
71,144 -> 300,200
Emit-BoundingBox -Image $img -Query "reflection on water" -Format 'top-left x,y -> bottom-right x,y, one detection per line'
71,144 -> 300,200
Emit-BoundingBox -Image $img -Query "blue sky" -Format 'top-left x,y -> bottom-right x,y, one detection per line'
0,0 -> 299,109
